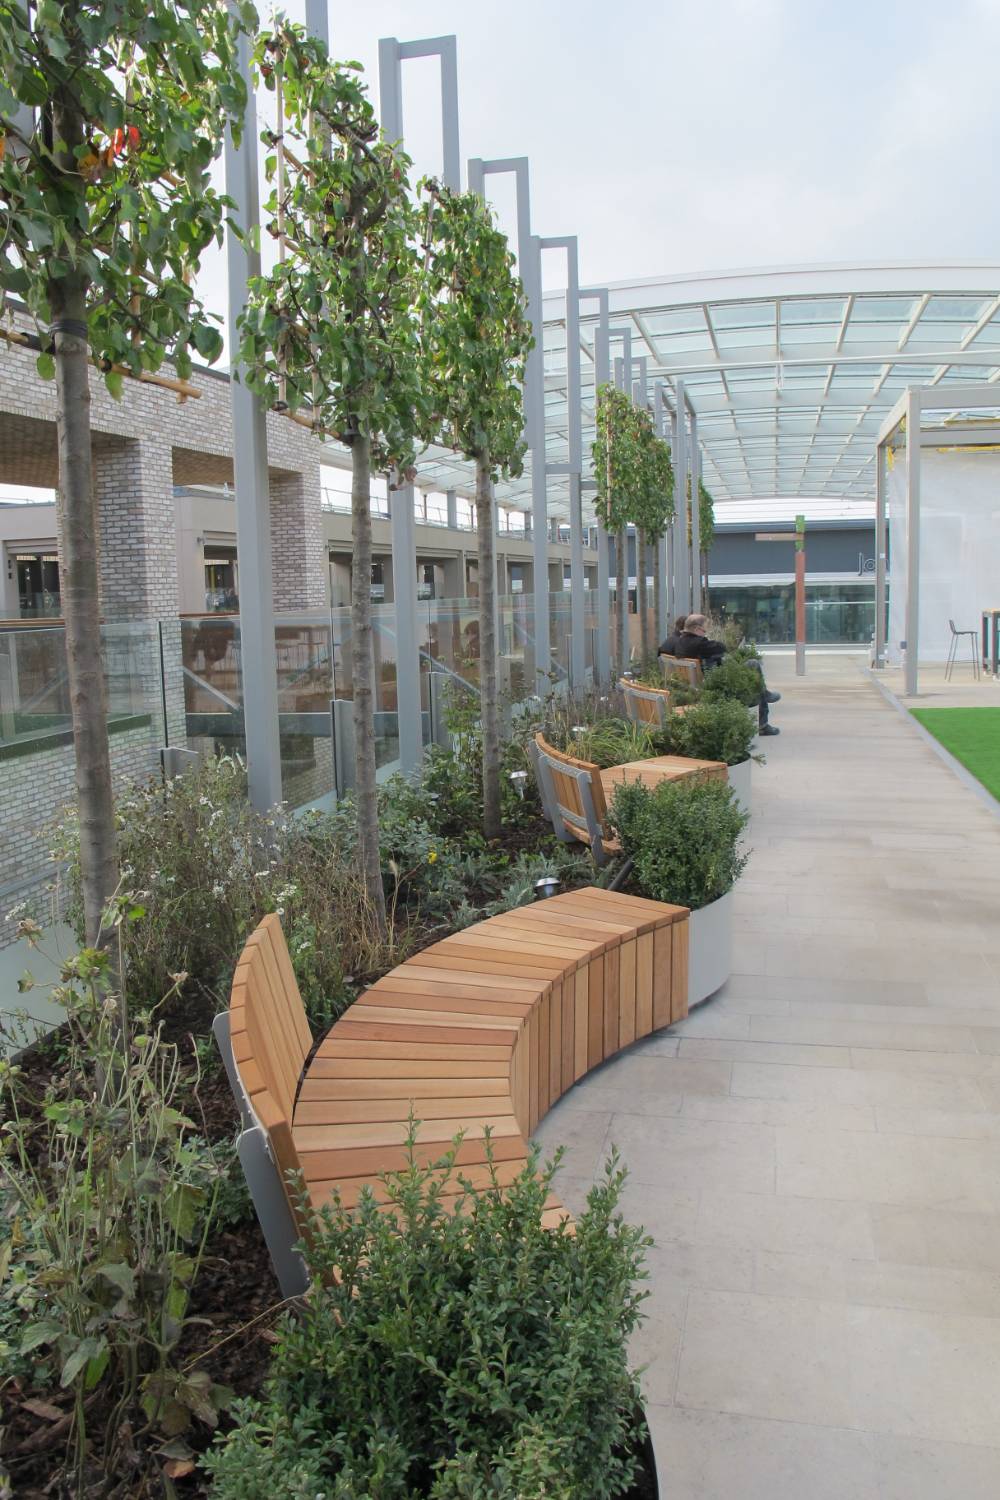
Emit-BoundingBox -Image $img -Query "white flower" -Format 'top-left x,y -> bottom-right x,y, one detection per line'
212,884 -> 224,897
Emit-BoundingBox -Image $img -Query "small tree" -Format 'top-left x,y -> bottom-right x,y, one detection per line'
0,1 -> 252,943
238,24 -> 430,933
420,181 -> 532,839
593,384 -> 643,675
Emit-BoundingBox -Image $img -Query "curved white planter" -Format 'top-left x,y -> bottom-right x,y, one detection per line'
726,757 -> 751,818
687,890 -> 734,1010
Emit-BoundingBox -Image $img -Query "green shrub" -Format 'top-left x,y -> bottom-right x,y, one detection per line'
668,697 -> 757,767
610,777 -> 749,909
0,928 -> 236,1492
700,653 -> 762,707
203,1138 -> 650,1500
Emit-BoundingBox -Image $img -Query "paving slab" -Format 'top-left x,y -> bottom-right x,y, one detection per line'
533,654 -> 1000,1491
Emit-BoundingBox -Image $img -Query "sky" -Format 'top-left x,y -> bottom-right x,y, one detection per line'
7,0 -> 1000,506
197,0 -> 1000,299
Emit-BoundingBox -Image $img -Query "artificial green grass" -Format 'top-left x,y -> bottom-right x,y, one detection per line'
911,707 -> 1000,802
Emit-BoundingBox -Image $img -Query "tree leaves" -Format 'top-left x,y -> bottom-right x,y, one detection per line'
0,0 -> 249,372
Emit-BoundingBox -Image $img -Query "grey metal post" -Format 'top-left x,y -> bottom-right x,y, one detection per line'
654,382 -> 669,637
468,157 -> 548,689
389,484 -> 423,772
581,288 -> 611,687
609,329 -> 633,670
224,7 -> 282,811
446,488 -> 458,530
690,407 -> 702,612
378,35 -> 461,189
304,0 -> 329,45
377,34 -> 461,770
874,444 -> 887,668
541,238 -> 584,688
673,381 -> 690,617
904,388 -> 922,696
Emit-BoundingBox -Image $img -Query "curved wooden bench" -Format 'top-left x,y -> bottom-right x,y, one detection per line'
215,888 -> 690,1295
529,731 -> 726,865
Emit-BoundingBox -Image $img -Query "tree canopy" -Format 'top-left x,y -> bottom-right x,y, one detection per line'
237,21 -> 429,467
0,0 -> 253,391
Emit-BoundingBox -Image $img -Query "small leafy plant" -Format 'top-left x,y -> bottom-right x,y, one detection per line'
700,653 -> 763,708
204,1133 -> 650,1499
663,697 -> 758,767
0,919 -> 237,1493
611,777 -> 749,910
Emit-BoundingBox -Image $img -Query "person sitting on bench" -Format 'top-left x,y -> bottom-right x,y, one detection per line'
658,615 -> 690,658
673,613 -> 781,737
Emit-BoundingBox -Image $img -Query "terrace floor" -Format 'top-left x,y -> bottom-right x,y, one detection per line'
536,648 -> 1000,1499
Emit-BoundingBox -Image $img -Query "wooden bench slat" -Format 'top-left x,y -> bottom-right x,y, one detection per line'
298,1076 -> 512,1102
295,1096 -> 518,1126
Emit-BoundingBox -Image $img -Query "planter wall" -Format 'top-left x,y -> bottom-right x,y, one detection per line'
688,889 -> 733,1009
727,756 -> 751,817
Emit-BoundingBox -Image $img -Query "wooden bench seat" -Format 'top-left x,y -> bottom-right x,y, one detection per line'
215,887 -> 689,1295
529,731 -> 726,865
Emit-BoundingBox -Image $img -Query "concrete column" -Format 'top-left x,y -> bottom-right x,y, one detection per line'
904,388 -> 922,696
875,444 -> 887,668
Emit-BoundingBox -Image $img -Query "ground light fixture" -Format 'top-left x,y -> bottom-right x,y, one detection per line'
533,875 -> 562,900
509,769 -> 528,798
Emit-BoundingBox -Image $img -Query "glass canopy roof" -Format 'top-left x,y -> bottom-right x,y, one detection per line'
332,262 -> 1000,522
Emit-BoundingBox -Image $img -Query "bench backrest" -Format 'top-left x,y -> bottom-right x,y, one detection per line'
227,913 -> 312,1211
530,732 -> 609,851
621,681 -> 671,728
659,654 -> 703,689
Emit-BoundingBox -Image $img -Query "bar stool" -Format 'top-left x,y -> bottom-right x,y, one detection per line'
946,619 -> 980,681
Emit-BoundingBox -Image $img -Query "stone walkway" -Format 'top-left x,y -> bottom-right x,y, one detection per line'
534,651 -> 1000,1499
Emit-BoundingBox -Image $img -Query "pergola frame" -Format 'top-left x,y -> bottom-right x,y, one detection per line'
875,382 -> 1000,695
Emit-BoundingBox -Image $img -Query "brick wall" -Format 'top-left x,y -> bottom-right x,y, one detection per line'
0,723 -> 159,948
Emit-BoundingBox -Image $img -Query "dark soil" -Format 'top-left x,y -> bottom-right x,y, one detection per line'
1,813 -> 620,1498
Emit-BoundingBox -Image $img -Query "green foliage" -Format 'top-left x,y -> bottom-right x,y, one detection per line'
591,384 -> 673,538
565,717 -> 657,770
419,180 -> 532,476
664,697 -> 757,767
0,0 -> 253,384
701,653 -> 763,708
238,21 -> 428,468
698,479 -> 716,552
203,1136 -> 650,1499
0,934 -> 235,1489
53,755 -> 385,1025
610,777 -> 749,910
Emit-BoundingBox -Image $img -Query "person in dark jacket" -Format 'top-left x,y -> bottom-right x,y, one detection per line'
675,613 -> 781,736
658,615 -> 690,658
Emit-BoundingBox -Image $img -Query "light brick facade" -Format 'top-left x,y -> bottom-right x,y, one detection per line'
0,308 -> 326,621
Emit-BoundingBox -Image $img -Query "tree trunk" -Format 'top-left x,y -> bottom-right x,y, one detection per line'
476,451 -> 501,840
637,529 -> 650,662
50,73 -> 117,947
652,530 -> 663,646
350,433 -> 387,936
616,527 -> 628,676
